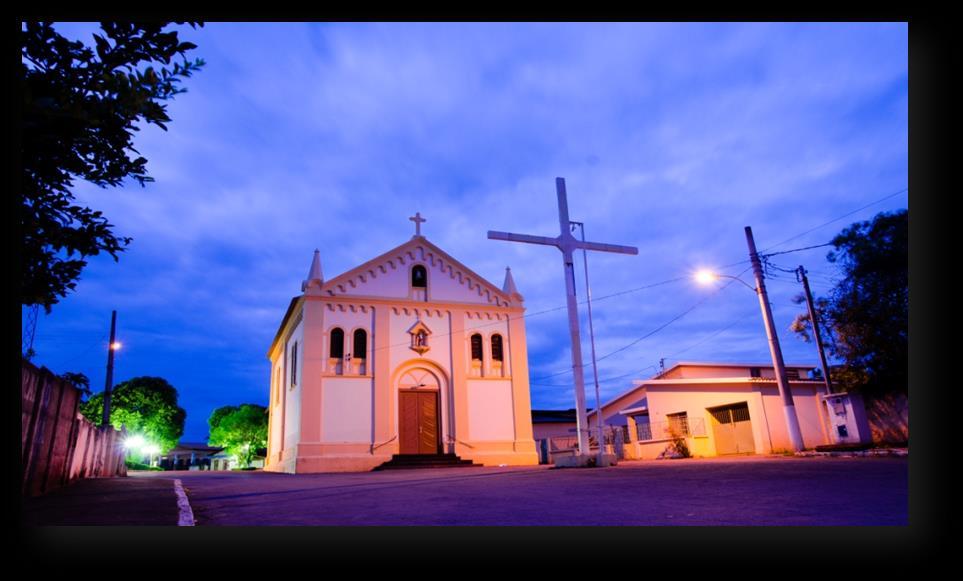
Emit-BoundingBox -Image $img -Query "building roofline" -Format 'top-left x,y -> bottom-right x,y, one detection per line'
662,361 -> 816,375
267,295 -> 303,359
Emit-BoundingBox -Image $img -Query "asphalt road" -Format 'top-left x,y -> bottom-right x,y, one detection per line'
134,456 -> 908,526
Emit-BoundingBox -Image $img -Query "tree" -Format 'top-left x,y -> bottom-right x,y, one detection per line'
21,21 -> 204,312
80,376 -> 186,452
790,209 -> 908,398
208,404 -> 269,468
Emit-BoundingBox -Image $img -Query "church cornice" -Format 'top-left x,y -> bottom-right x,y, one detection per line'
309,294 -> 522,313
320,237 -> 515,307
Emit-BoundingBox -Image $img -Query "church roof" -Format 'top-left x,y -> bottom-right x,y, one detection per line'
267,236 -> 519,358
267,295 -> 302,358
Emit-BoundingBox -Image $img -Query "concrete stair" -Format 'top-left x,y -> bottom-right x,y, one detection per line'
373,453 -> 481,471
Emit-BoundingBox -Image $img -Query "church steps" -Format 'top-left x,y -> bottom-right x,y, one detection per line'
373,453 -> 482,471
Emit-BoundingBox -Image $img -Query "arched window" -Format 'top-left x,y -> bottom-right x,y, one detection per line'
330,328 -> 344,359
412,265 -> 427,288
491,334 -> 504,362
353,329 -> 367,359
470,333 -> 484,361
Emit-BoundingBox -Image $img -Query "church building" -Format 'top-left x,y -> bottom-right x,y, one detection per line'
265,214 -> 540,473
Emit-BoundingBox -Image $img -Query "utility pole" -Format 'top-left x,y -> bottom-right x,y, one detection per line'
489,178 -> 638,459
101,310 -> 117,429
745,227 -> 805,452
574,222 -> 604,463
797,265 -> 833,396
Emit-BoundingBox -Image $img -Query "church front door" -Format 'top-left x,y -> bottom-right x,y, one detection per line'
399,391 -> 440,455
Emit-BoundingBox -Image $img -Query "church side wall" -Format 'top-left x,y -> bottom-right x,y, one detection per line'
268,356 -> 284,463
283,319 -> 304,453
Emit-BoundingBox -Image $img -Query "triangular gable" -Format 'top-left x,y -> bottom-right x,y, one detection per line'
320,237 -> 515,307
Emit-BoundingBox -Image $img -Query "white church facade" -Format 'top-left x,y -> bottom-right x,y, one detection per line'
265,217 -> 540,473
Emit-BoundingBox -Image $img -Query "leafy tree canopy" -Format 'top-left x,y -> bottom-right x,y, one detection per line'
791,209 -> 908,398
208,404 -> 268,468
21,21 -> 204,312
80,376 -> 186,452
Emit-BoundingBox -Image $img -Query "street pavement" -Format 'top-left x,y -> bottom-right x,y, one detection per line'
94,455 -> 912,526
21,475 -> 182,526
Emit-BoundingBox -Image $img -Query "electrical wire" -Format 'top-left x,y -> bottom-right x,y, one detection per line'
759,187 -> 908,254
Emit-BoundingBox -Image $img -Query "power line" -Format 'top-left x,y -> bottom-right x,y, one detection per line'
760,242 -> 834,258
530,310 -> 757,388
530,266 -> 752,382
760,187 -> 907,254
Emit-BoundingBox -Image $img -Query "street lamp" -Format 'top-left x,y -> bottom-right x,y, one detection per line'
694,269 -> 757,293
124,434 -> 145,452
693,226 -> 806,454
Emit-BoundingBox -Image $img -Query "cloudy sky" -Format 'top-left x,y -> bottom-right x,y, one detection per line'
24,22 -> 908,443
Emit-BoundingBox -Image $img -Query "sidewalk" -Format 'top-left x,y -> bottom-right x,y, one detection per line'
21,475 -> 182,526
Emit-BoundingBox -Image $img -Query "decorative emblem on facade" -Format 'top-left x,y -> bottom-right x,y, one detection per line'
407,320 -> 432,355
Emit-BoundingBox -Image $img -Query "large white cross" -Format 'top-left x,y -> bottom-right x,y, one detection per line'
409,212 -> 426,236
488,177 -> 638,459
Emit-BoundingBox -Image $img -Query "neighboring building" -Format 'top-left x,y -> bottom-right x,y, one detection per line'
531,409 -> 578,440
158,442 -> 222,471
265,220 -> 539,473
534,362 -> 871,460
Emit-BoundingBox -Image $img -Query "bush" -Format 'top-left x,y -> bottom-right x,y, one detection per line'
125,459 -> 163,471
668,428 -> 691,458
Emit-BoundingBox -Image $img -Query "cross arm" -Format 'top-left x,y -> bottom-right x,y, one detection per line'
575,240 -> 639,255
487,231 -> 560,248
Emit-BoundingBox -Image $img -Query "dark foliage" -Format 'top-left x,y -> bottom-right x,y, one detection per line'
21,22 -> 204,312
791,210 -> 908,398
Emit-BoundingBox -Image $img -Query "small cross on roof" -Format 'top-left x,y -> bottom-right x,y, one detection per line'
409,212 -> 426,236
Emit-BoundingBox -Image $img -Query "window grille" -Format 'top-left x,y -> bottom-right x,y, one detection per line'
330,328 -> 344,359
470,333 -> 483,361
491,334 -> 504,362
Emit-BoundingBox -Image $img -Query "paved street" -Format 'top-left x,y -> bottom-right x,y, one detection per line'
131,456 -> 907,526
22,476 -> 181,526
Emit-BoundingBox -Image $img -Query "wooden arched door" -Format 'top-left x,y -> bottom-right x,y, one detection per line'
398,369 -> 441,455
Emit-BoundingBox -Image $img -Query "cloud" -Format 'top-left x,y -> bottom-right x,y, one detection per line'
29,22 -> 907,439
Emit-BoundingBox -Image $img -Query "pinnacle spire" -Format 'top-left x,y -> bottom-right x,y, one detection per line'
502,266 -> 522,300
302,249 -> 323,293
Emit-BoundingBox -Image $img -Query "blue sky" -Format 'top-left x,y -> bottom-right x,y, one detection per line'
23,22 -> 908,443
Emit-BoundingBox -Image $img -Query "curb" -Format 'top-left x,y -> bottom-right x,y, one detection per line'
173,479 -> 195,526
795,448 -> 908,458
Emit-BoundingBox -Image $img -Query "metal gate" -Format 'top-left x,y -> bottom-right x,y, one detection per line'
709,403 -> 755,455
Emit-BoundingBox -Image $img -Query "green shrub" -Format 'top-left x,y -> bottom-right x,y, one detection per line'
125,459 -> 163,471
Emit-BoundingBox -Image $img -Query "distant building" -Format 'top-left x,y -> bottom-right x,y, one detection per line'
158,442 -> 222,471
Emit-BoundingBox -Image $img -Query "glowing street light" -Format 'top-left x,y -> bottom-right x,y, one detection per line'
124,435 -> 146,451
694,269 -> 757,293
110,341 -> 122,350
694,269 -> 717,285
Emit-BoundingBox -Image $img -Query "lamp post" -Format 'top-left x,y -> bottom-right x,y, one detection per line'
101,310 -> 121,429
694,227 -> 806,453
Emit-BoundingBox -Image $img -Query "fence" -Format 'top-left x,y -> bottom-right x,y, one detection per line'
22,359 -> 126,496
635,417 -> 707,442
536,425 -> 630,464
